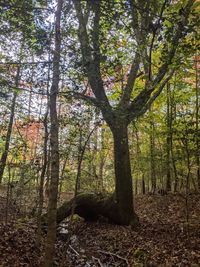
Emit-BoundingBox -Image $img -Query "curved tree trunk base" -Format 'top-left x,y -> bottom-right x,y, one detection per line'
42,192 -> 139,226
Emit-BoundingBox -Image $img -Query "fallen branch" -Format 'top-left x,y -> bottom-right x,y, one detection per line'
68,245 -> 79,256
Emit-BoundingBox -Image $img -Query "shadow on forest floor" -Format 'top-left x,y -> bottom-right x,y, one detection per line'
0,193 -> 199,266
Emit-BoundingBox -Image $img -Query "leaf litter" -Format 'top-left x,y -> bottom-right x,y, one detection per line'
0,193 -> 199,266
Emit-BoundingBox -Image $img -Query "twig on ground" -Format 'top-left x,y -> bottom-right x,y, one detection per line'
98,250 -> 130,266
92,256 -> 104,267
68,245 -> 79,256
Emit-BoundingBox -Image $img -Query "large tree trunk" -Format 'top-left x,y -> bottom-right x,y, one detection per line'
42,123 -> 139,226
42,192 -> 138,226
112,123 -> 138,225
42,193 -> 116,224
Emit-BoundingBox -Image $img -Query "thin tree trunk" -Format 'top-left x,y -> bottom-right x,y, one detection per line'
37,58 -> 50,227
172,145 -> 179,192
149,110 -> 156,193
134,124 -> 144,194
58,156 -> 68,199
0,67 -> 20,184
37,110 -> 49,245
166,82 -> 172,191
76,127 -> 83,191
183,137 -> 191,235
142,174 -> 145,194
98,126 -> 106,191
45,144 -> 51,199
195,55 -> 200,190
170,78 -> 179,192
72,124 -> 100,216
5,162 -> 12,224
43,0 -> 63,266
93,112 -> 98,188
135,177 -> 138,195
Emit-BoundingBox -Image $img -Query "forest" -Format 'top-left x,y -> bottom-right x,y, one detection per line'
0,0 -> 199,266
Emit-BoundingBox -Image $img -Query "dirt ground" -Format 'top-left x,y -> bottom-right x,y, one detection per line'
0,193 -> 199,267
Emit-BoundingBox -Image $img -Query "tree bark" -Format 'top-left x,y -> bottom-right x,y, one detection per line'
98,126 -> 106,191
72,0 -> 194,225
0,67 -> 20,184
170,78 -> 179,192
112,123 -> 138,225
44,123 -> 138,226
37,109 -> 49,245
43,0 -> 63,266
166,82 -> 172,191
195,55 -> 200,190
149,110 -> 156,193
142,174 -> 146,194
42,192 -> 138,226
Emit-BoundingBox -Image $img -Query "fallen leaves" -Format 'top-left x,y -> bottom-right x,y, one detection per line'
0,193 -> 199,266
0,223 -> 42,267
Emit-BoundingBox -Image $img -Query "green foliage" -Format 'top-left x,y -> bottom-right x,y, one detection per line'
0,0 -> 198,195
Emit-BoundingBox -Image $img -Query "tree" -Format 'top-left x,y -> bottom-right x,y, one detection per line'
166,82 -> 172,192
194,55 -> 200,190
71,0 -> 195,225
0,0 -> 51,185
0,67 -> 20,183
43,0 -> 63,266
149,107 -> 157,193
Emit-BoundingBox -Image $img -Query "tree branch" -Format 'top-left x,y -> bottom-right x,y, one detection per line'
128,69 -> 174,122
61,91 -> 101,108
73,0 -> 114,125
148,0 -> 168,81
126,0 -> 194,123
152,0 -> 195,88
73,1 -> 109,104
130,0 -> 150,76
119,51 -> 140,107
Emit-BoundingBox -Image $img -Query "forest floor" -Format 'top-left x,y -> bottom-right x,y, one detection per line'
0,193 -> 199,267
